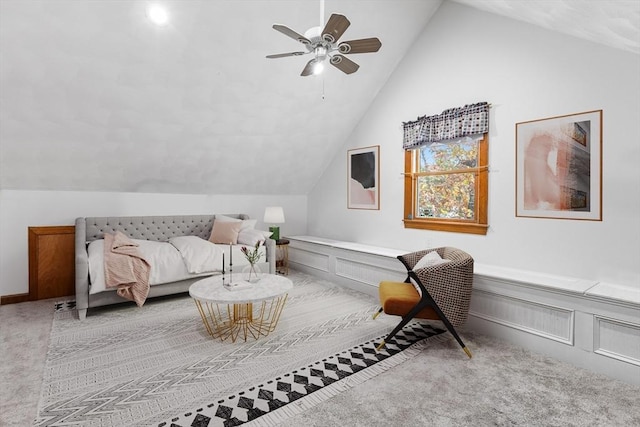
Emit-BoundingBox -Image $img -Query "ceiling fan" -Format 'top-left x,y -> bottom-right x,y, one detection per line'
266,12 -> 382,76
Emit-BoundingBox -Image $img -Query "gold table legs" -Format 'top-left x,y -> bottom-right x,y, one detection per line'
193,294 -> 289,342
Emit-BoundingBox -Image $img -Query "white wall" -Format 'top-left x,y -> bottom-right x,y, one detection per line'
307,2 -> 640,289
0,190 -> 307,296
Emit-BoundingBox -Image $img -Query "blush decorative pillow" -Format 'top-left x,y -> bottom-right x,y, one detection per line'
215,215 -> 257,231
208,221 -> 242,244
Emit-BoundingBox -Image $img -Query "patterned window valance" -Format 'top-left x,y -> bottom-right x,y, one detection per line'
402,102 -> 490,150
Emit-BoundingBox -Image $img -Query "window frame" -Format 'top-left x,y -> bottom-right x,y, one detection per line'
403,133 -> 489,235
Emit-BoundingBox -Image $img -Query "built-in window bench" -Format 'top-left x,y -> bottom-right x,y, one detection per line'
288,236 -> 640,386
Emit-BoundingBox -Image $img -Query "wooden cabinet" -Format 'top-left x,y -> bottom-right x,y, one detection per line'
28,226 -> 75,300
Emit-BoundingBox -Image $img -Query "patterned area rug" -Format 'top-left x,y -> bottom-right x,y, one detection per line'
36,272 -> 444,426
162,323 -> 442,427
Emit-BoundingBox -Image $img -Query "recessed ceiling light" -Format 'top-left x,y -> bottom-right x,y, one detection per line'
147,4 -> 169,26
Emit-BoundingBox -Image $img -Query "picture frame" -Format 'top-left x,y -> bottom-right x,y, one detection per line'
348,145 -> 380,210
516,110 -> 602,220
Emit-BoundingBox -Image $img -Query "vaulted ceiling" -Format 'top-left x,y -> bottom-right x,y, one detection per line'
1,0 -> 638,195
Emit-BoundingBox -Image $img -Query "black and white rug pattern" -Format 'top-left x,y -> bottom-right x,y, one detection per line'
54,300 -> 76,312
161,323 -> 443,427
37,272 -> 445,426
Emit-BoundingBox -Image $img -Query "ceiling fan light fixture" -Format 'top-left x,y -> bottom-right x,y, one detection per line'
312,59 -> 325,75
314,46 -> 328,59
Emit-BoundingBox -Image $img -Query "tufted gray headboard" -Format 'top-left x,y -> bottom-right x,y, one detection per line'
81,214 -> 249,243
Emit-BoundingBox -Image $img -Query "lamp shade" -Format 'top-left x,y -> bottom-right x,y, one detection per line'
263,206 -> 285,224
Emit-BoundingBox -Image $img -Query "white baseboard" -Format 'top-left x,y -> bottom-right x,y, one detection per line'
288,236 -> 640,387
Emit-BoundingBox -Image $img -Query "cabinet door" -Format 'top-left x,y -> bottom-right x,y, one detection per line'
28,226 -> 75,300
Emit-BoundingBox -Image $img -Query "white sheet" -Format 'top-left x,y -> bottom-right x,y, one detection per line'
169,236 -> 222,274
87,238 -> 267,295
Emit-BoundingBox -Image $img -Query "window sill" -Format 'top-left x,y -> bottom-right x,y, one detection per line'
403,219 -> 488,235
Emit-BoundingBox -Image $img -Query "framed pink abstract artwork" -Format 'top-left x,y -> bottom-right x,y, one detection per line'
516,110 -> 602,220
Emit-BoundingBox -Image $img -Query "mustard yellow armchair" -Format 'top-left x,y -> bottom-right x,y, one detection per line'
373,247 -> 474,358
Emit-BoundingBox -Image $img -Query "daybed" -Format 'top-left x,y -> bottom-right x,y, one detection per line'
75,214 -> 276,320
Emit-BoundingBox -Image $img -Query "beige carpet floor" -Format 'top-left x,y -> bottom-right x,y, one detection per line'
2,271 -> 639,426
1,298 -> 55,426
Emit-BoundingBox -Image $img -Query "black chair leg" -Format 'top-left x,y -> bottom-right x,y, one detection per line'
376,299 -> 429,351
372,307 -> 383,320
427,299 -> 472,358
376,294 -> 472,359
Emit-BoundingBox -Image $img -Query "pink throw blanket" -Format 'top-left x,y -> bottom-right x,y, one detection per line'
103,231 -> 151,307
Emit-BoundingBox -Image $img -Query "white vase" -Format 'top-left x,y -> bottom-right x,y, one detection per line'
242,263 -> 262,283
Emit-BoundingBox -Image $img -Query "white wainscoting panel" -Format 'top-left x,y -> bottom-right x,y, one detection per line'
335,257 -> 406,287
594,316 -> 640,366
289,247 -> 330,272
286,236 -> 640,386
470,289 -> 574,345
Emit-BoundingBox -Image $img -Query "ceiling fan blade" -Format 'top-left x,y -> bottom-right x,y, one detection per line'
321,14 -> 350,43
338,37 -> 382,54
266,51 -> 307,59
272,24 -> 311,45
330,54 -> 359,74
301,59 -> 315,76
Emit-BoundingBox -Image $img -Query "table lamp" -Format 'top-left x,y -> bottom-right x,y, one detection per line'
264,206 -> 285,240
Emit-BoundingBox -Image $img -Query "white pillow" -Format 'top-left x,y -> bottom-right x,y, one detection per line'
414,250 -> 450,270
169,236 -> 221,274
411,251 -> 450,297
238,229 -> 270,246
215,215 -> 257,231
215,214 -> 240,223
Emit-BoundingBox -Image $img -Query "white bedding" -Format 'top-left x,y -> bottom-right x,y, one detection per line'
88,237 -> 266,295
169,236 -> 222,274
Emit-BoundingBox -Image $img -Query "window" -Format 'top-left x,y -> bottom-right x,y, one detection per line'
404,134 -> 488,235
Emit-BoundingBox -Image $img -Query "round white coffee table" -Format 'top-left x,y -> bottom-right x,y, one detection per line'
189,274 -> 293,342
